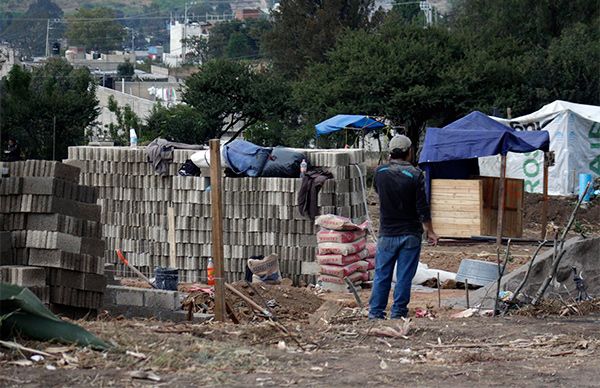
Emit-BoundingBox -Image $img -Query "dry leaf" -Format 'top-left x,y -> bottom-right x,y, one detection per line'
44,346 -> 72,354
128,370 -> 161,382
379,359 -> 388,370
9,360 -> 33,367
126,350 -> 147,360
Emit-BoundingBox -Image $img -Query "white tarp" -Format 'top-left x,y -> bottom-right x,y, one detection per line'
479,100 -> 600,195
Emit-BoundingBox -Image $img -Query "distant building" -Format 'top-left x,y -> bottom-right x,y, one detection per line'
0,44 -> 20,78
234,8 -> 264,20
164,21 -> 212,67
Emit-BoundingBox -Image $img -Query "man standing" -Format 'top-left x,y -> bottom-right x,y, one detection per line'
369,134 -> 438,319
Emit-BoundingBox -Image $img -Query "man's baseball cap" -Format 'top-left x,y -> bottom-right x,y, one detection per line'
389,135 -> 412,152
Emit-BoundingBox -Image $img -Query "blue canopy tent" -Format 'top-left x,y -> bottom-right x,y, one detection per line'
315,115 -> 385,136
419,111 -> 550,194
418,111 -> 551,242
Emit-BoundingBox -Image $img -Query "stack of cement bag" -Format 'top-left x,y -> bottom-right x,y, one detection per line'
315,214 -> 370,292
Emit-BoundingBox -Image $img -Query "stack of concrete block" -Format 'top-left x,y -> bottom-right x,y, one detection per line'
0,265 -> 49,303
65,146 -> 368,285
0,160 -> 105,309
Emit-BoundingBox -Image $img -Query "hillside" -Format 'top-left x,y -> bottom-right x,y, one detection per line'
1,0 -> 153,15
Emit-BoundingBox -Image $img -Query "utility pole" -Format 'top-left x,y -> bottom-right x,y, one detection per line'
45,19 -> 50,57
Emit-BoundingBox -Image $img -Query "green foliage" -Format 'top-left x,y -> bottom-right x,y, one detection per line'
144,104 -> 207,144
208,19 -> 271,60
263,0 -> 375,77
65,7 -> 126,52
0,0 -> 64,57
105,95 -> 141,145
183,59 -> 292,141
294,23 -> 459,141
117,60 -> 134,80
0,59 -> 99,160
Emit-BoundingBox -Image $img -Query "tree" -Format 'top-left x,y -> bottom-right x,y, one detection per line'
117,60 -> 135,80
263,0 -> 374,78
144,104 -> 208,144
293,22 -> 459,144
183,59 -> 291,142
0,58 -> 99,160
104,95 -> 142,145
0,0 -> 64,57
65,8 -> 126,52
207,19 -> 271,60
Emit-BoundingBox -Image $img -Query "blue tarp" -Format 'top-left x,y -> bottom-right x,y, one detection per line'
418,111 -> 550,199
315,115 -> 384,136
419,111 -> 550,164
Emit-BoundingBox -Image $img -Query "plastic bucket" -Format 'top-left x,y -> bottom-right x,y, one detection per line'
455,259 -> 499,287
579,173 -> 593,202
154,267 -> 179,291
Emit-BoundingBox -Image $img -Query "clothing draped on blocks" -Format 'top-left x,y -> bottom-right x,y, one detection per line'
298,168 -> 334,219
146,138 -> 204,175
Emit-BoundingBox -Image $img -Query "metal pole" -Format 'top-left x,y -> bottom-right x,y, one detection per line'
52,115 -> 56,160
45,19 -> 50,57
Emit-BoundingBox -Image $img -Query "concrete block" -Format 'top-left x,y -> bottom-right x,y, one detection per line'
143,289 -> 178,310
114,286 -> 145,306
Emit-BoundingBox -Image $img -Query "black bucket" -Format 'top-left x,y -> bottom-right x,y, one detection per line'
154,267 -> 179,291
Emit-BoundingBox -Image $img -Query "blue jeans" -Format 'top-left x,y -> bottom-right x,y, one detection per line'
368,234 -> 422,319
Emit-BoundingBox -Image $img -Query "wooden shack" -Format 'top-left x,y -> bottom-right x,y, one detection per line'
430,177 -> 524,238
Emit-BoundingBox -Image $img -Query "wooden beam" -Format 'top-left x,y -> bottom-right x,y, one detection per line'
496,155 -> 507,247
541,152 -> 549,240
167,206 -> 176,269
210,139 -> 226,322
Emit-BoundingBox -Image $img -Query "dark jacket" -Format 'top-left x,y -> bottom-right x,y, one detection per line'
375,160 -> 431,236
298,168 -> 333,219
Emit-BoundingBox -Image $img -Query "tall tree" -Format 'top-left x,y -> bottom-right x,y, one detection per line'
145,59 -> 291,144
0,58 -> 99,160
65,7 -> 126,52
263,0 -> 374,78
294,22 -> 459,144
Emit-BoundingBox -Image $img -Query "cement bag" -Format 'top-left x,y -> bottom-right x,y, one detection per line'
365,258 -> 375,270
317,238 -> 366,256
315,214 -> 369,231
248,253 -> 281,283
316,249 -> 369,265
319,260 -> 369,278
222,140 -> 272,177
365,242 -> 377,258
260,147 -> 307,178
319,271 -> 363,285
317,229 -> 366,244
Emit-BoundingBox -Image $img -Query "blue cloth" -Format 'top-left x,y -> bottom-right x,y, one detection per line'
368,235 -> 422,319
315,115 -> 384,136
418,111 -> 550,164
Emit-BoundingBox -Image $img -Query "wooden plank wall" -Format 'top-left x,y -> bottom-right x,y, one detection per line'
480,177 -> 524,238
430,179 -> 482,238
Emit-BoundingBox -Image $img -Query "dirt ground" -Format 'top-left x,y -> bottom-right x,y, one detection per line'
1,190 -> 599,386
2,304 -> 600,387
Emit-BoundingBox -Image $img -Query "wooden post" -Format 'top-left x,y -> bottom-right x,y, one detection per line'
541,152 -> 549,240
437,272 -> 441,308
496,155 -> 507,247
167,206 -> 177,269
210,139 -> 226,322
465,279 -> 470,309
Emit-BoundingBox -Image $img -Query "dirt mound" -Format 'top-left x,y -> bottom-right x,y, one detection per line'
523,193 -> 599,229
450,236 -> 600,308
183,282 -> 325,322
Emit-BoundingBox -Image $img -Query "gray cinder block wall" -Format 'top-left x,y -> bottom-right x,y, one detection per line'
64,146 -> 368,284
